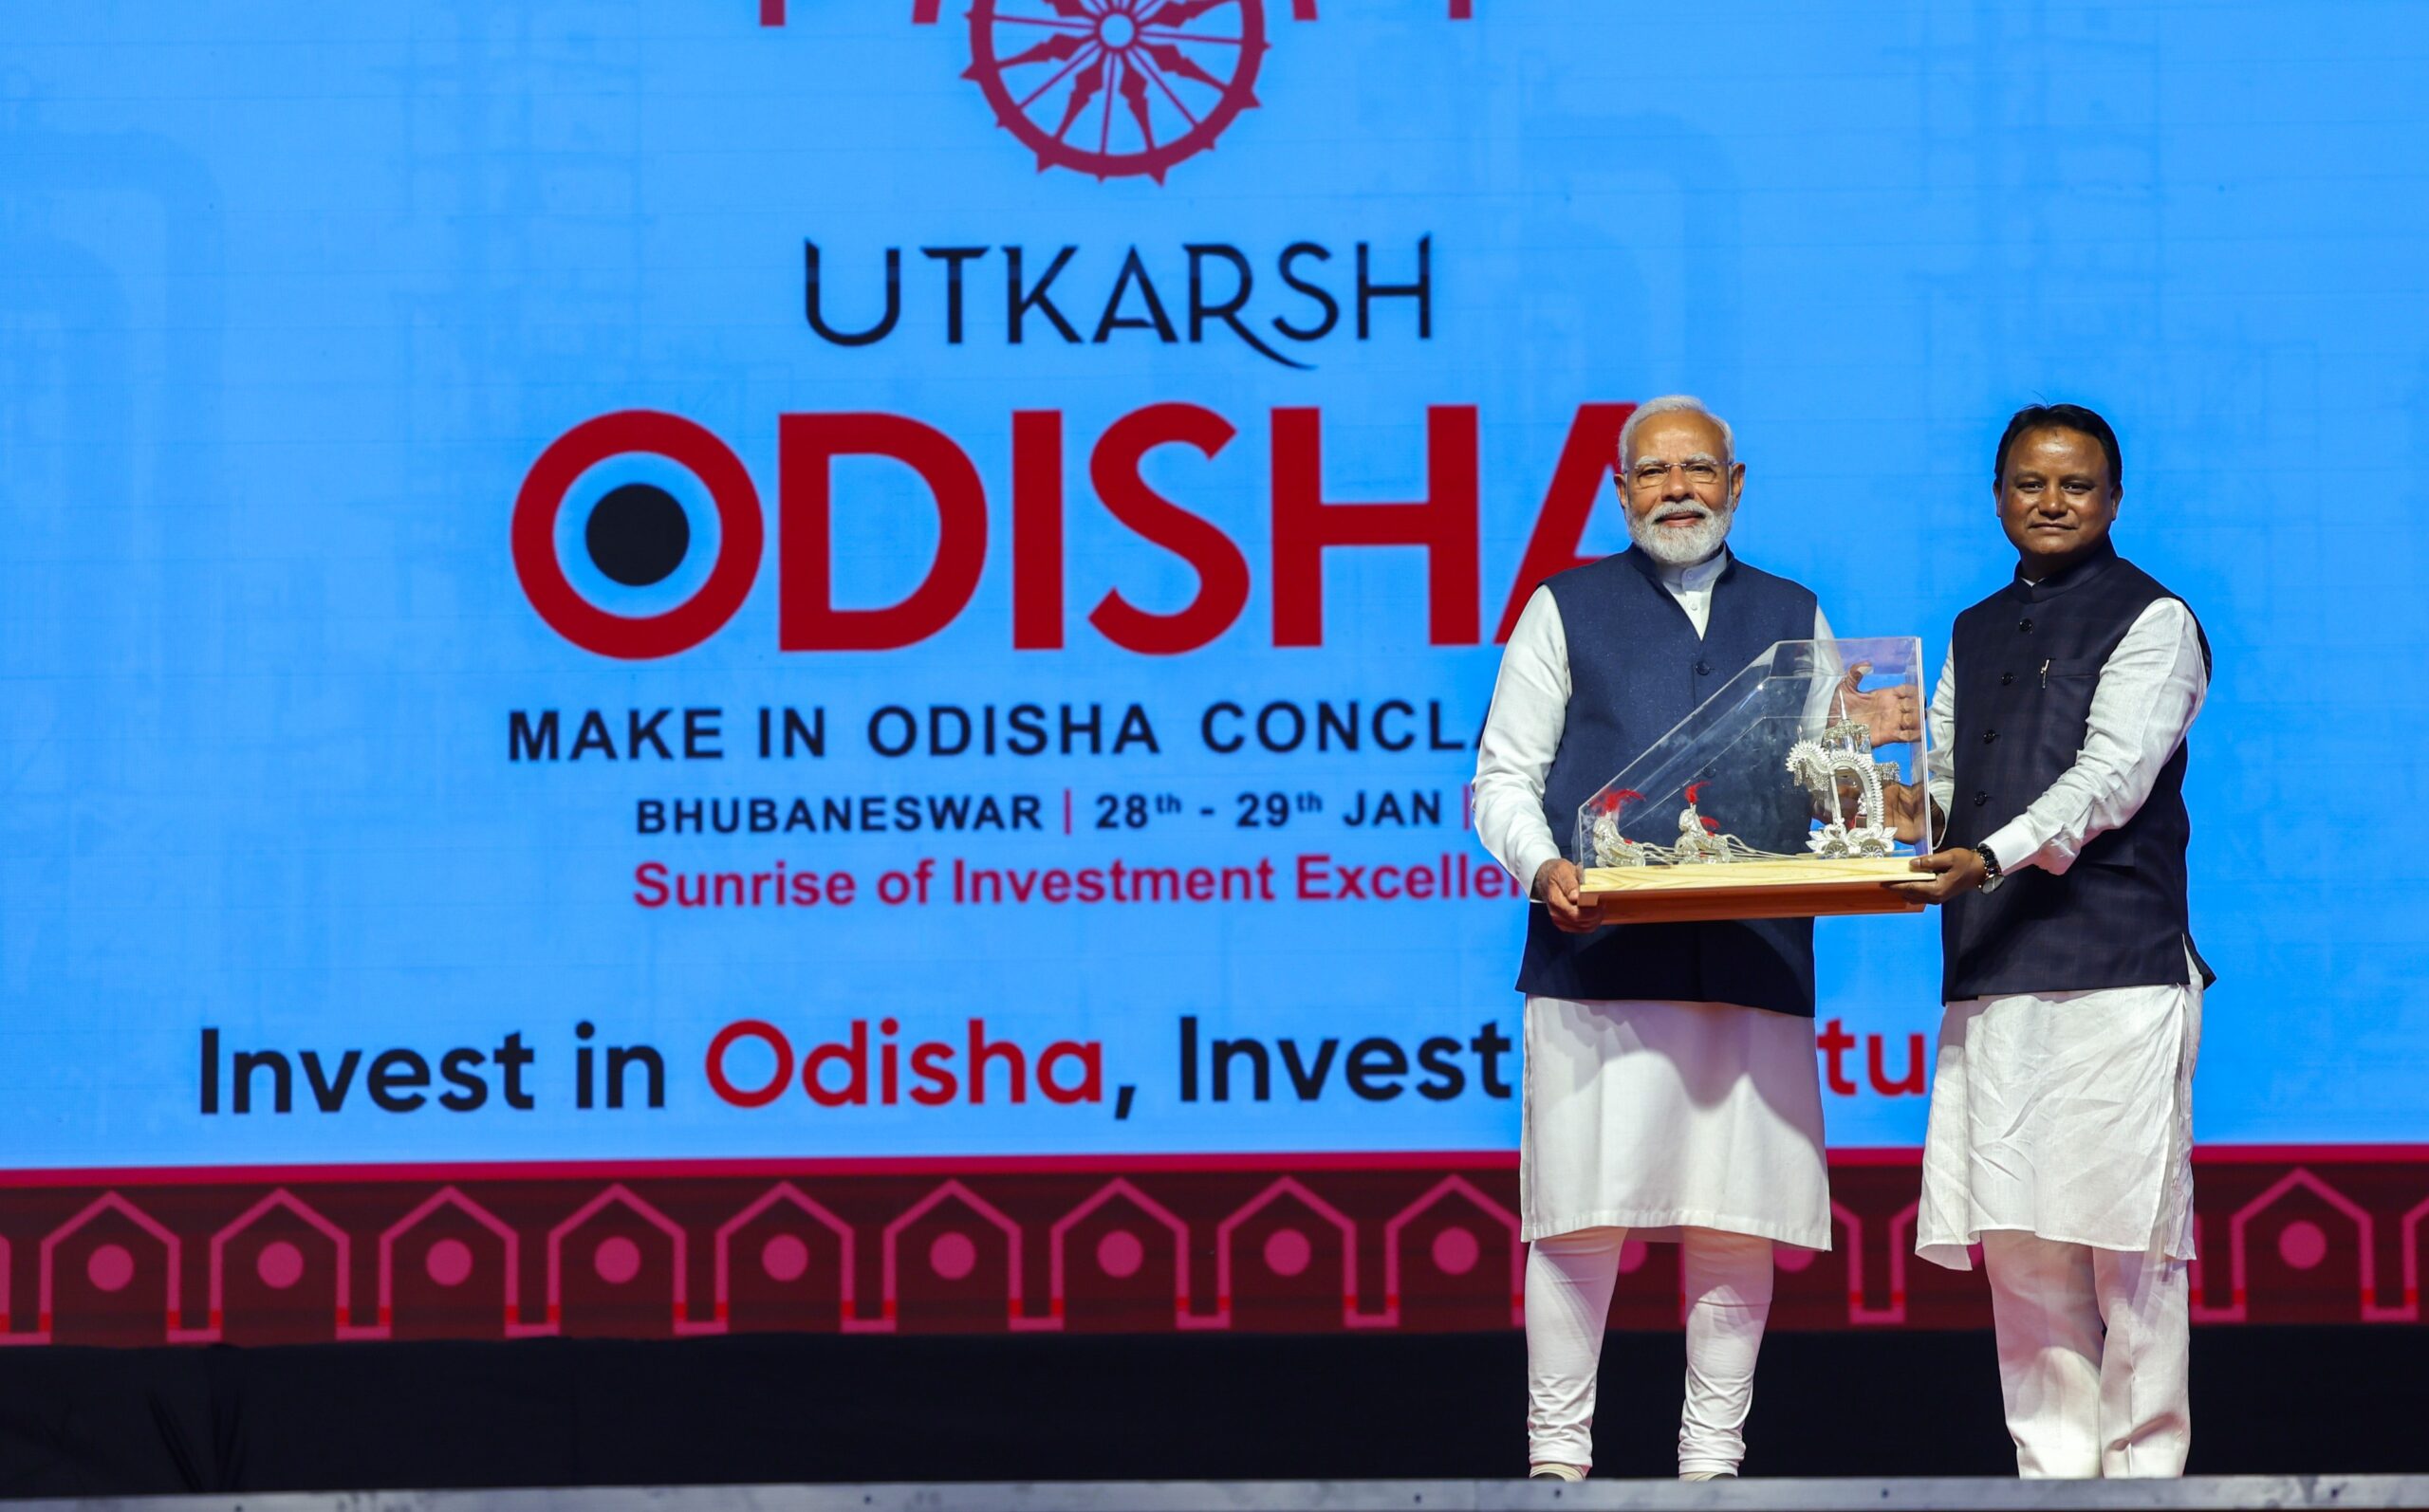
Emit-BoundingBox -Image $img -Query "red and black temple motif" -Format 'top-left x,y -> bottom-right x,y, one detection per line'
1,1149 -> 2420,1348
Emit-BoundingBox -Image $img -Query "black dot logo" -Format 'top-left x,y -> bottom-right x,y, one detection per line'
584,483 -> 692,588
514,411 -> 764,659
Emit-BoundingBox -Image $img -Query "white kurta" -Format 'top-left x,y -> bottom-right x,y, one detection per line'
1914,599 -> 2211,1270
1474,551 -> 1835,1248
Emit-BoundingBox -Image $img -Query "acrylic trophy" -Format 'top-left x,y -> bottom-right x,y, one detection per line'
1574,637 -> 1938,924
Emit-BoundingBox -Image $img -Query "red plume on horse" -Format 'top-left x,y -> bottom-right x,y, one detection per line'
1682,781 -> 1719,832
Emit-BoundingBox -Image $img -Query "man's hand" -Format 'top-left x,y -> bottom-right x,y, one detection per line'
1871,779 -> 1933,844
1532,857 -> 1606,933
1888,845 -> 1986,905
1836,663 -> 1921,747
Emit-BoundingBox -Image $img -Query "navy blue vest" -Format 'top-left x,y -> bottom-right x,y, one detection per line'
1940,544 -> 2212,1000
1515,548 -> 1821,1014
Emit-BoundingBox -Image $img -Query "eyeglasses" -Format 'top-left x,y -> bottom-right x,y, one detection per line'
1626,458 -> 1728,491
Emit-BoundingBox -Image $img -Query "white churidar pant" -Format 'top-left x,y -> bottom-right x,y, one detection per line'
1919,963 -> 2202,1477
1525,1226 -> 1775,1476
1983,1232 -> 2192,1477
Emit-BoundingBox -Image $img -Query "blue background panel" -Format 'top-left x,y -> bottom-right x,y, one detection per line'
2,0 -> 2424,1167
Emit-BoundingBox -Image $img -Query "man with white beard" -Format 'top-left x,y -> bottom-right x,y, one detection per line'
1473,396 -> 1915,1481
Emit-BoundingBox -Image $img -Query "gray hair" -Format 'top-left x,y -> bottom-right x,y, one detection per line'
1618,395 -> 1735,469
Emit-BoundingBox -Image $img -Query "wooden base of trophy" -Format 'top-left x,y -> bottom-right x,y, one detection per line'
1580,857 -> 1926,925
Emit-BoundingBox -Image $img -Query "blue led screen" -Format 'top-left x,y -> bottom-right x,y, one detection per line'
5,0 -> 2425,1170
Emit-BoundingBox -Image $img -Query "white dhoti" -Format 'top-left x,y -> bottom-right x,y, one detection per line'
1520,995 -> 1829,1476
1918,975 -> 2200,1268
1523,996 -> 1831,1247
1917,970 -> 2203,1478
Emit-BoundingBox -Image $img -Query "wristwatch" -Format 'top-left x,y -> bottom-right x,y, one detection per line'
1973,843 -> 2005,894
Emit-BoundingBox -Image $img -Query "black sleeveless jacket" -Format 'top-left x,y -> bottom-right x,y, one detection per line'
1517,548 -> 1821,1014
1940,544 -> 2212,1000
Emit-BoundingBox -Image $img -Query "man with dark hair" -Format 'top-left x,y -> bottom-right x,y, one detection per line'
1891,403 -> 2211,1478
1474,396 -> 1916,1483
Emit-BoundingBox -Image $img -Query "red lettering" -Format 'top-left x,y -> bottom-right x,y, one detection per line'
968,1018 -> 1027,1104
780,413 -> 988,650
1815,1017 -> 1858,1097
711,1017 -> 1118,1110
1086,403 -> 1250,655
803,1019 -> 870,1107
1011,409 -> 1065,650
1037,1042 -> 1103,1104
909,1042 -> 958,1105
1270,405 -> 1479,646
705,1020 -> 794,1108
512,410 -> 763,660
1493,402 -> 1634,641
1867,1031 -> 1928,1097
521,403 -> 1649,656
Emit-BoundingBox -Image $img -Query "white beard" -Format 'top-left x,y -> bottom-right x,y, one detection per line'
1627,499 -> 1734,567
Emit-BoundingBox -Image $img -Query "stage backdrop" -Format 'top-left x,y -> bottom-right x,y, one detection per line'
5,0 -> 2427,1345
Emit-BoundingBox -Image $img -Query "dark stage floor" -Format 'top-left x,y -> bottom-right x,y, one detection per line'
7,1477 -> 2429,1512
1,1326 -> 2421,1499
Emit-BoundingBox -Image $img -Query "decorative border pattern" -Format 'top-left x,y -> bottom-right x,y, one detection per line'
0,1150 -> 2419,1346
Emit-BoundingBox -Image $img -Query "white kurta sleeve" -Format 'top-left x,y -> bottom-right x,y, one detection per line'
1925,648 -> 1957,819
1979,599 -> 2210,876
1801,606 -> 1845,729
1474,585 -> 1571,893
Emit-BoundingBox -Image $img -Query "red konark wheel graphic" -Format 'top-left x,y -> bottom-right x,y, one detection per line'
964,0 -> 1268,183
